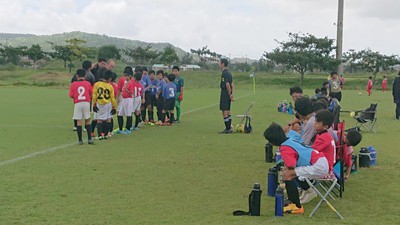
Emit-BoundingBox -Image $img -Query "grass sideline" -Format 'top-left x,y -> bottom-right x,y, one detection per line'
0,84 -> 399,224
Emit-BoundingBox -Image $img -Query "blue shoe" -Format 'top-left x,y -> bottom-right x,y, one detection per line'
122,130 -> 132,134
132,127 -> 139,131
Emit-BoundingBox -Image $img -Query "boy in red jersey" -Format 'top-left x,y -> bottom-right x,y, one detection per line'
382,75 -> 388,92
132,72 -> 144,130
264,123 -> 329,214
116,67 -> 134,134
367,76 -> 373,96
69,69 -> 94,145
92,70 -> 118,140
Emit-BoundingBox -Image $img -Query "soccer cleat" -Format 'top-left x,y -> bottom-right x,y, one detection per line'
138,121 -> 144,127
107,132 -> 112,138
300,188 -> 317,204
155,121 -> 163,125
83,128 -> 87,132
219,129 -> 233,134
284,203 -> 304,214
131,127 -> 140,130
73,127 -> 77,131
122,130 -> 132,134
88,139 -> 94,144
78,140 -> 83,145
162,122 -> 172,126
113,129 -> 122,135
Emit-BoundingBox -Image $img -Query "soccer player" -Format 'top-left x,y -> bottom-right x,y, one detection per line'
367,76 -> 373,96
140,66 -> 151,122
382,75 -> 388,92
132,72 -> 144,130
162,74 -> 177,125
147,70 -> 159,123
219,58 -> 234,134
69,69 -> 94,145
92,70 -> 117,140
172,66 -> 184,123
156,70 -> 166,124
116,66 -> 134,134
328,71 -> 342,102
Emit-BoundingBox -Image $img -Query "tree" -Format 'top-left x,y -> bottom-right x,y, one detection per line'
65,38 -> 88,61
159,45 -> 179,65
0,44 -> 27,65
180,53 -> 193,65
98,45 -> 121,60
264,32 -> 339,85
48,43 -> 73,69
123,44 -> 160,65
354,49 -> 399,81
26,44 -> 46,64
48,38 -> 89,69
190,46 -> 222,69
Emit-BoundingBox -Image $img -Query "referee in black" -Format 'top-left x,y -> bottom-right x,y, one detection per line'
219,58 -> 234,134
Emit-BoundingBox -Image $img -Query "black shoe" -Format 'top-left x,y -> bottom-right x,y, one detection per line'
219,129 -> 233,134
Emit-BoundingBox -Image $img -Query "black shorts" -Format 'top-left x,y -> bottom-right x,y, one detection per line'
146,94 -> 157,107
157,96 -> 164,111
145,91 -> 153,106
164,98 -> 175,111
329,91 -> 342,102
219,91 -> 231,111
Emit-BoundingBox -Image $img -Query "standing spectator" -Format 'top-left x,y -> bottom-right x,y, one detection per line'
328,71 -> 342,102
392,71 -> 400,119
367,76 -> 373,96
219,58 -> 234,134
91,57 -> 107,82
382,75 -> 388,92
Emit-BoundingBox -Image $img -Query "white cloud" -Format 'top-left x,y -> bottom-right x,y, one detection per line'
0,0 -> 399,58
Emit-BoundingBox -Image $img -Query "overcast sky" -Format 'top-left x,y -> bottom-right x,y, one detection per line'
0,0 -> 399,59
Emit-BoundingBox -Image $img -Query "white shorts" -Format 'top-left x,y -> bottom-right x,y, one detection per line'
117,95 -> 123,112
295,157 -> 329,180
118,98 -> 133,116
72,102 -> 91,120
97,102 -> 112,120
133,97 -> 141,112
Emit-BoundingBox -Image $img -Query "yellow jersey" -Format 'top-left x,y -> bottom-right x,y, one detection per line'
92,81 -> 117,108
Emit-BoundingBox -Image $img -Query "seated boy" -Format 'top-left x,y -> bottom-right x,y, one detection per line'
264,123 -> 329,214
343,129 -> 362,180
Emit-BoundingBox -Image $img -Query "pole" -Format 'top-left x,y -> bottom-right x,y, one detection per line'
336,0 -> 344,75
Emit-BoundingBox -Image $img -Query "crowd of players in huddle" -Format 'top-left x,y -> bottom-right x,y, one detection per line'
69,58 -> 184,145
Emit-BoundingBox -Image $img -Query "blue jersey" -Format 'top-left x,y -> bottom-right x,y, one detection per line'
140,74 -> 151,89
162,82 -> 177,100
156,79 -> 166,94
281,139 -> 312,167
149,79 -> 159,96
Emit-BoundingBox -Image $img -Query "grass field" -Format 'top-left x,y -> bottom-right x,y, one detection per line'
0,81 -> 400,224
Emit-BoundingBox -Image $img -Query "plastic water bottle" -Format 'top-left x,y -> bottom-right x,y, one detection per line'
288,102 -> 293,114
265,143 -> 274,163
275,186 -> 284,217
249,183 -> 262,216
267,167 -> 278,196
351,155 -> 358,174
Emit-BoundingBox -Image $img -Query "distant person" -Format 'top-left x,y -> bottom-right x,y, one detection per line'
155,70 -> 166,124
219,58 -> 234,134
367,76 -> 373,96
147,70 -> 159,123
140,66 -> 151,123
91,57 -> 107,82
82,60 -> 95,86
172,66 -> 184,123
69,69 -> 94,145
161,74 -> 177,125
392,71 -> 400,119
328,71 -> 342,102
382,75 -> 388,92
132,72 -> 144,130
115,66 -> 134,134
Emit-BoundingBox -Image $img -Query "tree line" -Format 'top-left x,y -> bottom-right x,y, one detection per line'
1,32 -> 399,85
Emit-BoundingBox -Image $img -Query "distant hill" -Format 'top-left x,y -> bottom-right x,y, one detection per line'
0,31 -> 188,58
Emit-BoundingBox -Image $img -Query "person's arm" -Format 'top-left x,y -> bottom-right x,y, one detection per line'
225,82 -> 234,101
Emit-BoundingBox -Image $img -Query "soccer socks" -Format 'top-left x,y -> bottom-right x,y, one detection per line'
117,116 -> 124,131
106,122 -> 112,134
224,116 -> 230,130
228,115 -> 232,130
76,126 -> 82,141
74,120 -> 77,128
110,119 -> 114,133
126,116 -> 132,130
97,122 -> 103,137
170,113 -> 175,122
85,124 -> 92,140
285,180 -> 302,208
135,114 -> 140,128
161,113 -> 166,123
91,120 -> 97,133
149,111 -> 154,122
176,106 -> 181,121
141,109 -> 146,121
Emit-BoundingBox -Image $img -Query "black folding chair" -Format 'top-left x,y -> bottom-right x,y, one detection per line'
351,103 -> 377,133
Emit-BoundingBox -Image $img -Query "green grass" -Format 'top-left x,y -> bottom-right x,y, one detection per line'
0,83 -> 399,224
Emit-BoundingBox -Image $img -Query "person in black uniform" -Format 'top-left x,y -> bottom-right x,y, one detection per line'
392,71 -> 400,119
219,58 -> 234,134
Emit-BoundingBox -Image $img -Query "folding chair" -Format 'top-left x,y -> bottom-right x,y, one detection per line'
305,176 -> 344,219
351,103 -> 378,133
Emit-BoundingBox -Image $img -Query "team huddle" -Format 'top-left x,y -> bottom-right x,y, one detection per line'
69,58 -> 184,145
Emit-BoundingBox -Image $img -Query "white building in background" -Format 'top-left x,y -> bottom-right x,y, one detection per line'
181,64 -> 201,71
152,64 -> 169,71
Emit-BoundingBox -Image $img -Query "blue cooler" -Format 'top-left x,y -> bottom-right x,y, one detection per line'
367,146 -> 377,166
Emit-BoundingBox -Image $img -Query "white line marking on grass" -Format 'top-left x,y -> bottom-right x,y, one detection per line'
0,124 -> 70,128
0,93 -> 253,167
0,143 -> 76,166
